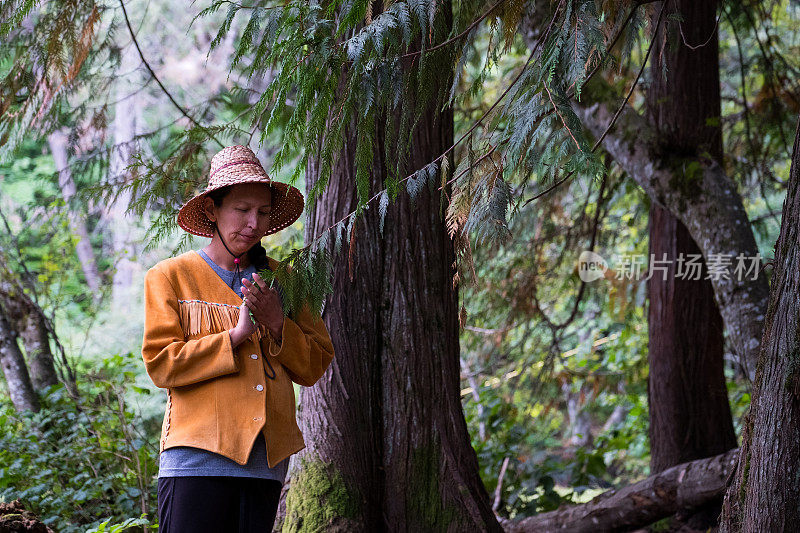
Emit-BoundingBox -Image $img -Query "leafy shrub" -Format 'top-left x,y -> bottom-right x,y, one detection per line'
0,351 -> 160,532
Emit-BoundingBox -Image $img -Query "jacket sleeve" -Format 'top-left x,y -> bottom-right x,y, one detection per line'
262,301 -> 334,387
141,267 -> 240,388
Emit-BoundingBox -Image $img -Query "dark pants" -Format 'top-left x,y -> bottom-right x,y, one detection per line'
157,476 -> 283,533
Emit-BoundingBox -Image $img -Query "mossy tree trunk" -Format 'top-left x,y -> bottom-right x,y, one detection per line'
19,306 -> 59,392
719,114 -> 800,531
0,277 -> 59,393
283,1 -> 501,531
645,1 -> 737,526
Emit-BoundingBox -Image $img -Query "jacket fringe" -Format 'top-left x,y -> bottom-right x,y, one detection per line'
177,299 -> 270,342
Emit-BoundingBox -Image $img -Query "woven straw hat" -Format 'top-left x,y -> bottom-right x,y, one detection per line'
177,145 -> 304,238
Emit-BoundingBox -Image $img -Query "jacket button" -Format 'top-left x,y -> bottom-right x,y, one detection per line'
253,416 -> 262,421
250,354 -> 258,360
255,384 -> 264,391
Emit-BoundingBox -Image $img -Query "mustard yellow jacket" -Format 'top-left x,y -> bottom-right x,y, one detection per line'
141,250 -> 334,467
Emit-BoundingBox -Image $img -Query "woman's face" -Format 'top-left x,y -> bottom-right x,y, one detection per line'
203,183 -> 272,253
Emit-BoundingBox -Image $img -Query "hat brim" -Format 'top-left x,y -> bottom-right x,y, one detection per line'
177,179 -> 305,238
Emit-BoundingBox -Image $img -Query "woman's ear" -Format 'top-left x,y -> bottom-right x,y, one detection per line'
201,196 -> 216,223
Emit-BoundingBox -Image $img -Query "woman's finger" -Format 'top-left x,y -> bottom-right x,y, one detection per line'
251,273 -> 268,293
244,280 -> 280,313
248,288 -> 272,312
243,282 -> 264,302
246,280 -> 266,301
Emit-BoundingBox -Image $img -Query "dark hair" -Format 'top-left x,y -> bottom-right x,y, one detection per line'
206,185 -> 271,272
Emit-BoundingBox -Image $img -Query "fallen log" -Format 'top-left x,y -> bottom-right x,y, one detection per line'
498,448 -> 739,533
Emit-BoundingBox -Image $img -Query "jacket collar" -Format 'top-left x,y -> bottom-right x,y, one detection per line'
182,249 -> 278,306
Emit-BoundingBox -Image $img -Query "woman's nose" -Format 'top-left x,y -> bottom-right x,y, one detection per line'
246,212 -> 259,227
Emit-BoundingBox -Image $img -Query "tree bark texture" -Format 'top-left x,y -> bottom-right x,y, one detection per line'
0,311 -> 39,412
19,309 -> 58,391
283,2 -> 501,531
500,448 -> 739,532
647,207 -> 736,463
719,115 -> 800,531
645,0 -> 737,487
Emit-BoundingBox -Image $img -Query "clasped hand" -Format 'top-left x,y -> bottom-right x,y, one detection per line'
241,272 -> 284,342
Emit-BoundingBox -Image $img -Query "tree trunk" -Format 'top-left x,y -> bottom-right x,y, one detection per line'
719,114 -> 800,531
19,309 -> 58,391
48,128 -> 102,297
107,44 -> 142,315
562,380 -> 593,448
0,278 -> 59,393
645,5 -> 737,525
501,448 -> 739,532
0,311 -> 40,412
647,209 -> 736,462
462,356 -> 487,442
573,94 -> 768,382
283,2 -> 501,531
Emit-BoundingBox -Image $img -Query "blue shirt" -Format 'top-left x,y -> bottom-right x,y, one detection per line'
157,248 -> 290,482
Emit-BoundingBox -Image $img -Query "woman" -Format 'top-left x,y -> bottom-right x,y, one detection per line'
141,145 -> 335,532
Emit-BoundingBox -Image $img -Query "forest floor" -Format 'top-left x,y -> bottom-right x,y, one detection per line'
0,500 -> 54,533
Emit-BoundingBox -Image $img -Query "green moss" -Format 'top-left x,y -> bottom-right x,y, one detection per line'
649,516 -> 673,532
282,454 -> 360,532
736,410 -> 755,511
783,345 -> 800,394
281,444 -> 466,531
739,453 -> 750,506
664,157 -> 704,205
406,442 -> 460,531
